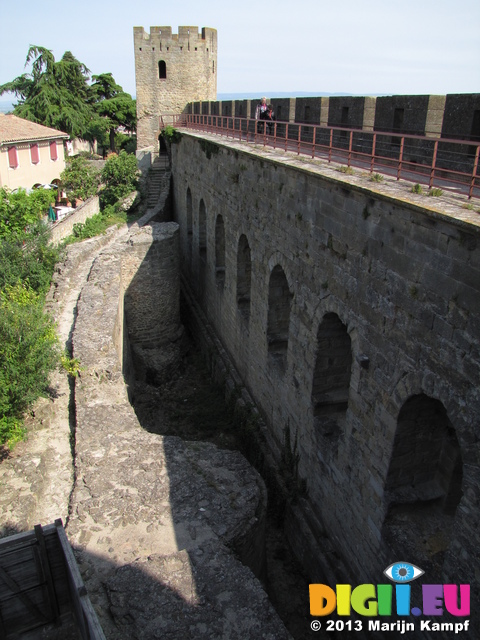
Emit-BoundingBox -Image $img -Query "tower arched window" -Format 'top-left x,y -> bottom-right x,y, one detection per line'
158,60 -> 166,79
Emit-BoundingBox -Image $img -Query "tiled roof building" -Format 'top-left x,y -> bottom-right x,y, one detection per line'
0,114 -> 69,190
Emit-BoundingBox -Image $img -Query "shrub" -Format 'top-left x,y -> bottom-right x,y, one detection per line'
0,221 -> 60,295
0,187 -> 55,239
0,283 -> 59,445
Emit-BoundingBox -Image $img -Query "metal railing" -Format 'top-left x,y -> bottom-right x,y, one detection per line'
170,114 -> 480,200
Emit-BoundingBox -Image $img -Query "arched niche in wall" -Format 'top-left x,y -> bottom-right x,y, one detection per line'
199,199 -> 207,261
311,312 -> 352,444
215,214 -> 225,289
158,60 -> 166,79
186,187 -> 193,260
196,198 -> 207,299
236,234 -> 251,323
383,394 -> 463,575
267,265 -> 292,375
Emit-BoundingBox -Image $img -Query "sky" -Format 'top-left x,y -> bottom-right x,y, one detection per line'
0,0 -> 479,101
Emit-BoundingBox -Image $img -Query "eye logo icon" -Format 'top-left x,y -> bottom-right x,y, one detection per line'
383,562 -> 424,583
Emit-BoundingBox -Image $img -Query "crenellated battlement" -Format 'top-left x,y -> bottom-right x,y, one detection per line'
134,25 -> 216,47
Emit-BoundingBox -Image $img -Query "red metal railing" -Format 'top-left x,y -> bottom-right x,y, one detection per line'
169,114 -> 480,200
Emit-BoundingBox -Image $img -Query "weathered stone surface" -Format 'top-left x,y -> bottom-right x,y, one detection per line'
66,219 -> 289,638
0,192 -> 290,638
105,543 -> 288,640
172,131 -> 480,612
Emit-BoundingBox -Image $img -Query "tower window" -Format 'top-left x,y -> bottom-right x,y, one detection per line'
158,60 -> 166,80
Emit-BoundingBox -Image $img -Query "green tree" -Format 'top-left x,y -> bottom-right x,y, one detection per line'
90,73 -> 136,152
60,156 -> 100,202
101,151 -> 139,206
0,46 -> 94,139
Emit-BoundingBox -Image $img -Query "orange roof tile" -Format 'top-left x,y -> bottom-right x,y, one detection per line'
0,114 -> 69,145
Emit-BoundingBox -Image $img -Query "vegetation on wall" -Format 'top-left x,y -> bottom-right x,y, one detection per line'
160,125 -> 182,144
198,139 -> 220,159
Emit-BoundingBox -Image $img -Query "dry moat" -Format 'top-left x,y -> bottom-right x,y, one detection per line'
131,330 -> 320,640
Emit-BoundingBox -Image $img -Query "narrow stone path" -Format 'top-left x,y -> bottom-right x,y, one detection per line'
0,229 -> 119,537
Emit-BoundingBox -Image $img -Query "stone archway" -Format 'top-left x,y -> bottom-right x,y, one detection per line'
383,393 -> 463,575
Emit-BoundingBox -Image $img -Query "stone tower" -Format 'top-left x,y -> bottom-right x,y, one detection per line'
134,25 -> 217,151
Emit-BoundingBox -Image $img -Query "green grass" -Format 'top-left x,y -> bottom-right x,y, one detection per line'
64,204 -> 140,245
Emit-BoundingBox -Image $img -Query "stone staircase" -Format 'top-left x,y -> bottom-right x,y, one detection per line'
146,155 -> 171,210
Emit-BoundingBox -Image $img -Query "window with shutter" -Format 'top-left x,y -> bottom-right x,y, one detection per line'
31,143 -> 40,164
50,141 -> 58,161
8,146 -> 18,169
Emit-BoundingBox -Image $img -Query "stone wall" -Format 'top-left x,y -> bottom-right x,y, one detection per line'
121,222 -> 185,385
171,132 -> 480,619
49,196 -> 100,244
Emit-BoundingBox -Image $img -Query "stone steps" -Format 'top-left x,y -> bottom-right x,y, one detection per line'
146,164 -> 170,208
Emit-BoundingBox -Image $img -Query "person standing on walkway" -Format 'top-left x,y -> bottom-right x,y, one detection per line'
255,97 -> 268,133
